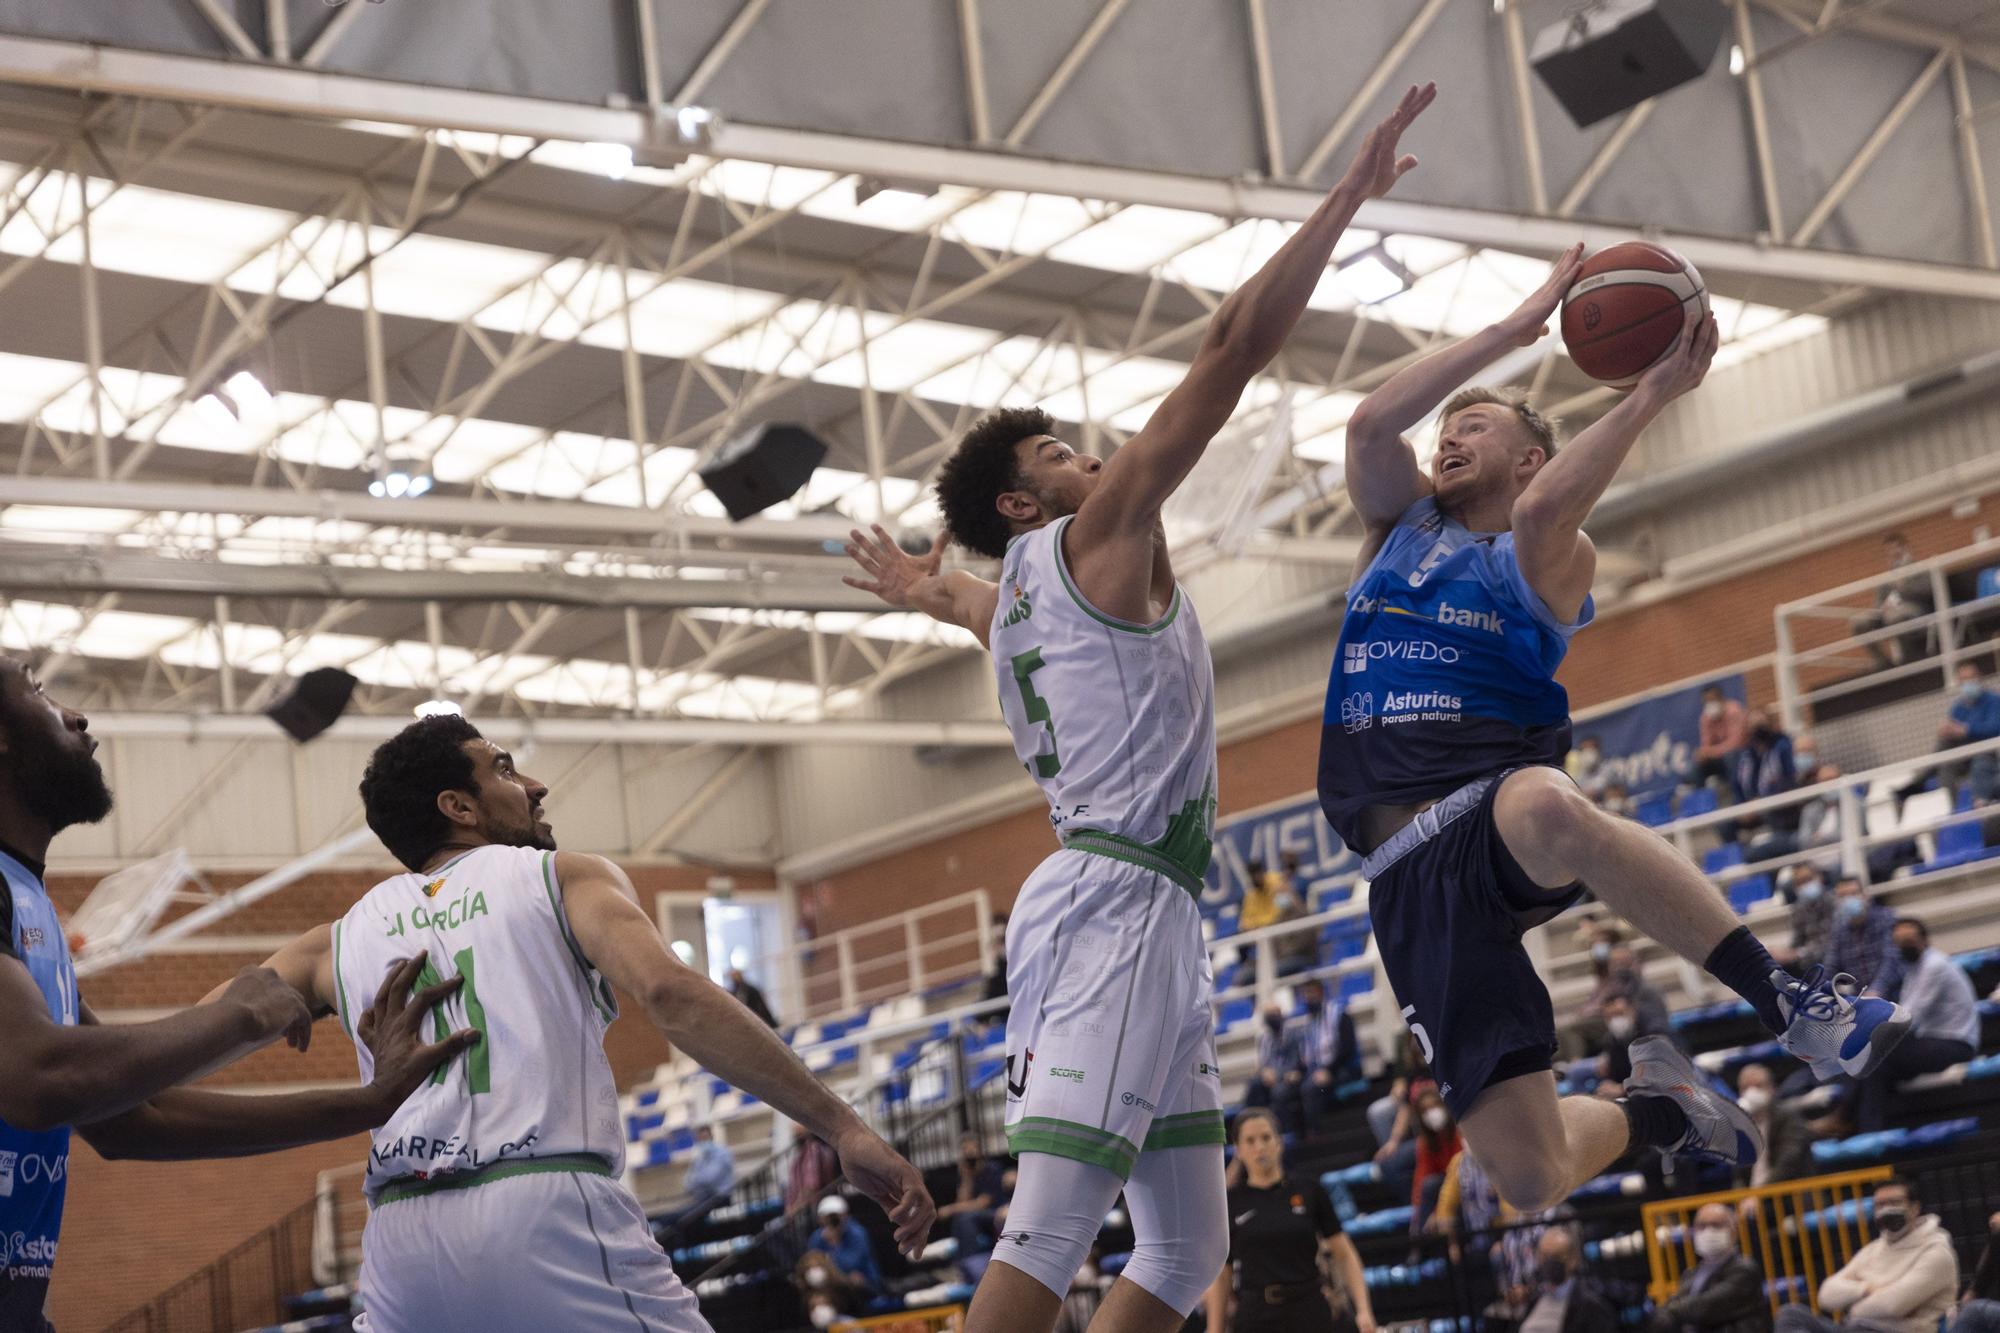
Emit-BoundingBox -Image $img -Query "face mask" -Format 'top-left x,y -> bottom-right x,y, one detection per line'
811,1304 -> 839,1328
1898,944 -> 1923,964
1604,797 -> 1630,815
1693,1228 -> 1735,1260
1798,880 -> 1824,903
1737,1087 -> 1770,1115
1876,1209 -> 1909,1236
1704,701 -> 1724,719
1305,996 -> 1324,1012
1795,751 -> 1817,772
1539,1258 -> 1571,1287
1960,681 -> 1982,700
1839,897 -> 1865,922
806,1267 -> 829,1289
1607,1015 -> 1636,1040
1265,1014 -> 1284,1032
1422,1107 -> 1450,1132
1590,942 -> 1612,964
1576,751 -> 1599,773
1890,550 -> 1910,567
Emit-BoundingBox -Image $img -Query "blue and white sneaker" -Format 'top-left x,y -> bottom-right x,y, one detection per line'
1627,1034 -> 1761,1166
1774,966 -> 1910,1080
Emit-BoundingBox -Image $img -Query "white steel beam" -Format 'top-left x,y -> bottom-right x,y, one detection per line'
3,34 -> 1994,299
81,711 -> 1012,747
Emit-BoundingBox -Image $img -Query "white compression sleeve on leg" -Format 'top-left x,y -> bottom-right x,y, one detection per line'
989,1151 -> 1126,1299
1117,1143 -> 1229,1316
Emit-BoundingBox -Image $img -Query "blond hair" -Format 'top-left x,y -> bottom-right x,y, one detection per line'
1440,387 -> 1560,460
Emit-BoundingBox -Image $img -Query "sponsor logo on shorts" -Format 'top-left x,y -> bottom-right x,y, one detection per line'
1198,1062 -> 1221,1078
1120,1092 -> 1156,1111
1006,1050 -> 1033,1099
1343,639 -> 1463,675
1436,600 -> 1504,635
1048,1066 -> 1086,1084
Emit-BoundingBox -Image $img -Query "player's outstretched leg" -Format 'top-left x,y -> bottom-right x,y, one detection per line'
1459,1052 -> 1759,1212
1089,1143 -> 1228,1333
1491,768 -> 1909,1080
967,1152 -> 1125,1333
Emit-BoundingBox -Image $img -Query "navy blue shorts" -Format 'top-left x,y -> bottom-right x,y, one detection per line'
1366,768 -> 1584,1121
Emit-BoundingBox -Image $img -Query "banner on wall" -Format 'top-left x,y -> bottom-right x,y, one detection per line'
1200,672 -> 1747,904
1203,792 -> 1359,907
1571,673 -> 1748,803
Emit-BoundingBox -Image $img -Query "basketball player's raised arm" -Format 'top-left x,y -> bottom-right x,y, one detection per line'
74,951 -> 478,1161
843,527 -> 997,645
1343,245 -> 1585,541
0,950 -> 313,1133
558,851 -> 938,1257
1067,85 -> 1436,606
1510,311 -> 1719,622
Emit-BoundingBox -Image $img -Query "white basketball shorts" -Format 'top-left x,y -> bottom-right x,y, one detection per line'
1002,846 -> 1224,1179
353,1161 -> 710,1333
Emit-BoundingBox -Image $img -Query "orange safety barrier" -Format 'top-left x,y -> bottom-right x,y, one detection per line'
833,1305 -> 967,1333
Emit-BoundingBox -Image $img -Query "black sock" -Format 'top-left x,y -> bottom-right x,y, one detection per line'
1704,925 -> 1786,1034
1622,1094 -> 1689,1150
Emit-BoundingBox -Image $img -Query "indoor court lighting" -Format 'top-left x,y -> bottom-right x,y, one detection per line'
194,390 -> 239,431
222,370 -> 273,416
367,470 -> 434,499
1339,246 -> 1413,305
673,105 -> 718,148
1729,44 -> 1745,75
580,142 -> 635,180
853,176 -> 937,208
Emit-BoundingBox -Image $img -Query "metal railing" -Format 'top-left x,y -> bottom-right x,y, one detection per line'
759,888 -> 995,1024
1642,1166 -> 1893,1316
1775,532 -> 2000,731
102,1196 -> 318,1333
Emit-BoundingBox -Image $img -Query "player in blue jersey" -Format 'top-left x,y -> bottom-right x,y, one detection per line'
1321,252 -> 1908,1211
0,656 -> 471,1329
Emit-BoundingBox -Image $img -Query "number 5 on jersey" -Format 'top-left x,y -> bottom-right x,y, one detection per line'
1011,648 -> 1062,779
415,948 -> 492,1094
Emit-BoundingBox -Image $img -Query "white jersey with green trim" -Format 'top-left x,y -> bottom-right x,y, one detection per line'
990,515 -> 1218,885
331,844 -> 624,1201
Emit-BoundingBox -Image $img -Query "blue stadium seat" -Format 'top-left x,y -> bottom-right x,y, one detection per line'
1679,786 -> 1719,818
1338,971 -> 1372,1001
1636,795 -> 1675,827
1214,995 -> 1255,1033
1728,874 -> 1774,914
1921,812 -> 1991,872
1702,843 -> 1744,875
1978,566 -> 2000,600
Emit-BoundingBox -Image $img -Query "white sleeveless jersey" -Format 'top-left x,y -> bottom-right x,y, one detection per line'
990,516 -> 1218,889
331,844 -> 624,1200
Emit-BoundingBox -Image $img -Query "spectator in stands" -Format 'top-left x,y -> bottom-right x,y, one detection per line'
808,1194 -> 884,1297
980,913 -> 1009,1029
1606,943 -> 1672,1037
938,1133 -> 1010,1267
727,967 -> 779,1028
1241,859 -> 1284,935
796,1248 -> 864,1325
1951,1212 -> 2000,1333
1644,1203 -> 1771,1333
1246,1002 -> 1307,1136
1521,1227 -> 1619,1333
1570,923 -> 1628,1055
1298,978 -> 1361,1135
1734,708 -> 1800,858
1270,859 -> 1319,976
1568,735 -> 1608,798
1791,732 -> 1822,784
1825,876 -> 1897,992
1731,1063 -> 1813,1186
1409,1087 -> 1462,1228
660,1125 -> 736,1236
1369,1029 -> 1434,1201
1599,781 -> 1634,818
1691,687 -> 1751,796
1941,664 -> 2000,806
1826,917 -> 1980,1135
1776,1176 -> 1957,1333
1775,862 -> 1836,975
1793,764 -> 1852,874
1591,993 -> 1651,1092
1431,1149 -> 1556,1321
786,1122 -> 841,1212
1851,532 -> 1935,670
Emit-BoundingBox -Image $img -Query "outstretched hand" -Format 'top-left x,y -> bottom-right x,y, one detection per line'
1338,82 -> 1437,202
357,951 -> 481,1120
843,525 -> 944,610
1500,242 -> 1587,346
1635,309 -> 1720,402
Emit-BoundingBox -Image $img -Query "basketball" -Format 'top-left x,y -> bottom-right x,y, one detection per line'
1560,241 -> 1710,388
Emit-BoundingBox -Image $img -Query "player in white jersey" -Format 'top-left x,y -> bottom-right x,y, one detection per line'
841,83 -> 1437,1333
244,713 -> 934,1330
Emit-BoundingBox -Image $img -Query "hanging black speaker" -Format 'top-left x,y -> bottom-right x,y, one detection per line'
263,667 -> 358,743
1530,0 -> 1729,129
696,423 -> 829,522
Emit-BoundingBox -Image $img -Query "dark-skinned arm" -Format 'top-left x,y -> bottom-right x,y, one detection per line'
0,951 -> 313,1134
1062,84 -> 1435,623
76,953 -> 477,1161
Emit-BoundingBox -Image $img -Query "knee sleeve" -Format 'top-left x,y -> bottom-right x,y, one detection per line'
1118,1144 -> 1229,1317
989,1152 -> 1125,1299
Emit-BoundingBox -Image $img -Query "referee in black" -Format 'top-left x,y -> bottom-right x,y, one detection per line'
1205,1109 -> 1377,1333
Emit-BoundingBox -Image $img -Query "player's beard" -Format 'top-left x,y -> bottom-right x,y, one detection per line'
485,807 -> 556,853
11,724 -> 114,832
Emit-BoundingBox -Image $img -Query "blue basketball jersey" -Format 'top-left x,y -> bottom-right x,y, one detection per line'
0,847 -> 77,1327
1317,496 -> 1591,849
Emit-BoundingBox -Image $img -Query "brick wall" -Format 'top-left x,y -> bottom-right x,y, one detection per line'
42,857 -> 762,1326
799,498 -> 1999,929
